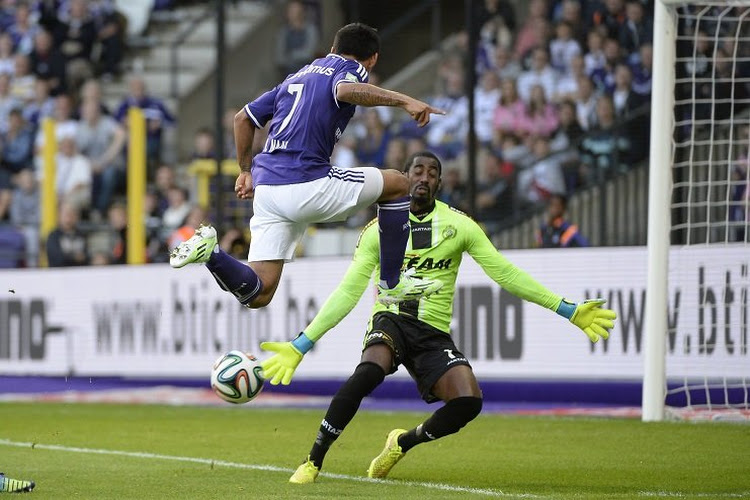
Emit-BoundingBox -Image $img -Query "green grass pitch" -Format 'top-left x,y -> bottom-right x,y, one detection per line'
1,402 -> 749,499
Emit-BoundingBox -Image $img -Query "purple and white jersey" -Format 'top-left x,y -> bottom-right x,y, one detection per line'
244,53 -> 369,186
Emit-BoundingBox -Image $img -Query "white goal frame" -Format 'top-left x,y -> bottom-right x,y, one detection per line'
643,0 -> 750,422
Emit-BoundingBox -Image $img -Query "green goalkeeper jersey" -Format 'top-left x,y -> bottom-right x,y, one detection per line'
304,201 -> 564,340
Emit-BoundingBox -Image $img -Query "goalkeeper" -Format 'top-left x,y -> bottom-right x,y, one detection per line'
261,151 -> 617,483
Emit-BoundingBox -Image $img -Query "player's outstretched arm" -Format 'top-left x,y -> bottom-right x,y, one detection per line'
260,225 -> 379,385
336,82 -> 445,127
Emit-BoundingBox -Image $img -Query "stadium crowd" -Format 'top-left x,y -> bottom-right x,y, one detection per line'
1,0 -> 748,268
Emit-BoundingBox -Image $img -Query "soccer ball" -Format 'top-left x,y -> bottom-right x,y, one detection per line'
210,350 -> 265,404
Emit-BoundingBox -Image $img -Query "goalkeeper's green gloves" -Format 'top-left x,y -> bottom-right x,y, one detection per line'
259,332 -> 314,385
556,298 -> 617,342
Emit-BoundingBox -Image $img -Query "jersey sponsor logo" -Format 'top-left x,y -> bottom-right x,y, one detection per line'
364,330 -> 393,345
404,256 -> 452,271
321,419 -> 343,436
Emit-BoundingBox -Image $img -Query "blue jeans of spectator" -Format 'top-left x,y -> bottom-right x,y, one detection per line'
93,166 -> 125,213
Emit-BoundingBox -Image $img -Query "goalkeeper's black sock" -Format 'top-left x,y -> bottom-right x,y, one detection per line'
206,246 -> 262,306
398,397 -> 483,452
308,362 -> 385,468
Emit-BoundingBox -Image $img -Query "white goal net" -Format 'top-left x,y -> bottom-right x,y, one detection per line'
644,1 -> 750,422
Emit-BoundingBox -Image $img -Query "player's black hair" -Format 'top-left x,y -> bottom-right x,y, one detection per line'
403,151 -> 442,177
332,23 -> 380,61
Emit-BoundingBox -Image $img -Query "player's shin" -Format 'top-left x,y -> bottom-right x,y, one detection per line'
308,362 -> 385,468
377,196 -> 410,289
205,246 -> 263,307
398,396 -> 483,452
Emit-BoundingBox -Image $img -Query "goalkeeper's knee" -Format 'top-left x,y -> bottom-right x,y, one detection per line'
422,396 -> 483,439
334,362 -> 385,401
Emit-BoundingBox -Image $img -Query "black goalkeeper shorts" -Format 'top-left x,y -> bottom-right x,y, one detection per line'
363,311 -> 471,403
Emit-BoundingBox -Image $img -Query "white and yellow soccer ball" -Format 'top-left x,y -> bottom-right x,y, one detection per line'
210,350 -> 265,404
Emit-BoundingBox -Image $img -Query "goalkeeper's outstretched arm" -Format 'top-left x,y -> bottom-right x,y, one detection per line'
465,219 -> 616,342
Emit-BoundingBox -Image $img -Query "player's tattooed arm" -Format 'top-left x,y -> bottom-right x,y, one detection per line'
337,83 -> 446,127
234,109 -> 256,172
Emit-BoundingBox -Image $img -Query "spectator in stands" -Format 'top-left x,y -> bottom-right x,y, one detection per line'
575,75 -> 598,130
611,63 -> 645,119
580,94 -> 631,183
0,73 -> 20,133
475,71 -> 501,145
536,194 -> 589,247
0,220 -> 25,267
588,0 -> 625,39
474,0 -> 516,35
51,132 -> 92,211
24,77 -> 54,128
331,134 -> 357,169
0,32 -> 15,76
144,188 -> 167,263
517,135 -> 566,205
77,98 -> 126,214
630,42 -> 652,98
79,78 -> 111,116
550,99 -> 584,153
549,99 -> 584,191
477,13 -> 513,75
115,76 -> 175,167
590,37 -> 622,94
34,93 -> 79,163
2,108 -> 34,174
583,30 -> 606,76
46,201 -> 88,267
517,84 -> 559,138
92,1 -> 125,79
491,45 -> 521,81
425,72 -> 469,161
11,54 -> 35,103
41,0 -> 97,91
153,164 -> 177,215
493,78 -> 524,141
513,0 -> 549,62
191,127 -> 215,160
275,0 -> 319,79
618,0 -> 652,56
219,226 -> 250,261
552,52 -> 585,103
9,168 -> 39,266
558,0 -> 585,46
383,138 -> 407,171
357,109 -> 391,167
549,21 -> 581,73
168,204 -> 208,251
476,148 -> 514,233
161,186 -> 192,237
437,167 -> 468,213
105,201 -> 127,264
517,48 -> 557,104
29,29 -> 67,95
8,2 -> 37,55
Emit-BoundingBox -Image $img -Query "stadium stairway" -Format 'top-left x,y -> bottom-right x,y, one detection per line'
102,1 -> 276,160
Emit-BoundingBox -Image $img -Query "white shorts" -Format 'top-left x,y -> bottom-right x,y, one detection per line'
248,166 -> 383,262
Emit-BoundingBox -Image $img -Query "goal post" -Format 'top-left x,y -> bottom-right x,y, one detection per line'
643,0 -> 750,422
643,0 -> 677,423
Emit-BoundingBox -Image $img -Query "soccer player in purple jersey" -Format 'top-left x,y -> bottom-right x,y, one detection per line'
170,23 -> 444,311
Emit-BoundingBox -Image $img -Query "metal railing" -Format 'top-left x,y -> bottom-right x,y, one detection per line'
169,3 -> 215,99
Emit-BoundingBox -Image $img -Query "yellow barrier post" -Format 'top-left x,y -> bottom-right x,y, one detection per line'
40,118 -> 57,268
127,107 -> 146,264
187,159 -> 240,209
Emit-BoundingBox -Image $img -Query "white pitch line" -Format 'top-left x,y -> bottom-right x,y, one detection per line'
0,438 -> 538,499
